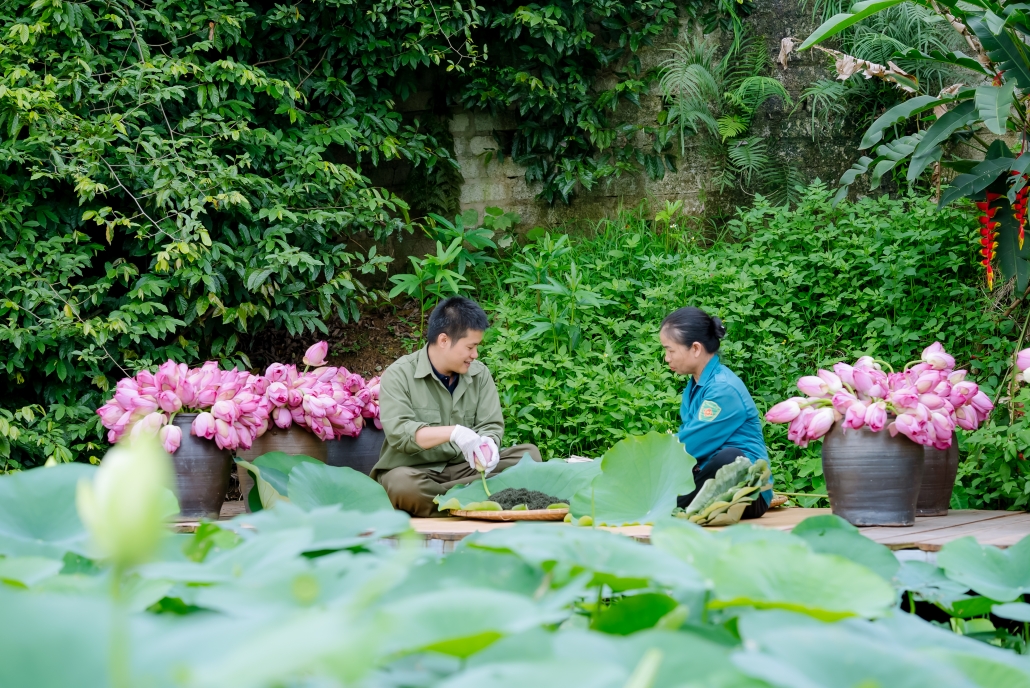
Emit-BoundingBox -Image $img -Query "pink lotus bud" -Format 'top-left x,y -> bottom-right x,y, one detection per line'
853,369 -> 877,397
131,412 -> 167,439
97,403 -> 125,427
970,391 -> 994,416
864,402 -> 887,432
921,342 -> 955,371
817,370 -> 842,394
854,356 -> 879,371
889,413 -> 924,444
933,380 -> 952,398
236,424 -> 253,450
159,424 -> 182,453
890,387 -> 919,409
831,390 -> 858,414
843,401 -> 868,430
137,370 -> 156,388
192,412 -> 217,439
955,405 -> 979,431
155,390 -> 182,414
914,371 -> 941,394
919,394 -> 946,410
265,363 -> 290,383
274,406 -> 293,428
948,381 -> 978,407
1017,348 -> 1030,373
195,388 -> 217,407
287,389 -> 304,407
931,412 -> 954,444
211,400 -> 240,423
798,376 -> 830,398
805,407 -> 835,440
303,341 -> 329,367
787,407 -> 815,447
766,398 -> 803,424
833,363 -> 855,389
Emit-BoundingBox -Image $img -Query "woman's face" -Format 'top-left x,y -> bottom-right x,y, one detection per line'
660,327 -> 704,376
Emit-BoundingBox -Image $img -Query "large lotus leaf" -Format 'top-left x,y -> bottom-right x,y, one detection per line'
992,601 -> 1030,622
733,610 -> 982,688
791,514 -> 899,581
0,586 -> 110,686
235,459 -> 289,509
378,588 -> 567,658
438,660 -> 627,688
893,560 -> 968,604
709,540 -> 897,620
0,463 -> 96,558
391,548 -> 546,599
0,556 -> 63,588
570,433 -> 695,526
33,570 -> 173,613
937,535 -> 1030,602
286,462 -> 393,512
464,523 -> 703,592
590,592 -> 680,635
435,456 -> 600,511
223,502 -> 410,552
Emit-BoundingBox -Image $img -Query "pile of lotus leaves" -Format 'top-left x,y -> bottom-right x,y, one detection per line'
677,457 -> 772,526
3,439 -> 1030,687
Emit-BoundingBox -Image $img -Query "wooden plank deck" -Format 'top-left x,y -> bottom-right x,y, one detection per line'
189,502 -> 1030,552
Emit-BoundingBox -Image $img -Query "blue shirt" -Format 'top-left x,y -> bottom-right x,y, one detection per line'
677,355 -> 769,468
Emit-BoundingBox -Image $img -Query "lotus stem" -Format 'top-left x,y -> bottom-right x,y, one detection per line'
873,359 -> 894,373
773,491 -> 829,498
479,470 -> 491,497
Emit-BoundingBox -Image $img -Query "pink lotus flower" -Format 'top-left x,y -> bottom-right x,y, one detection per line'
843,401 -> 868,430
303,341 -> 328,367
921,342 -> 955,371
1018,348 -> 1030,373
970,391 -> 994,416
192,412 -> 217,439
831,390 -> 858,414
159,424 -> 182,453
864,402 -> 887,432
949,381 -> 978,407
817,369 -> 842,394
798,376 -> 831,398
273,406 -> 292,428
955,405 -> 979,431
787,407 -> 816,448
806,407 -> 836,440
833,363 -> 856,389
156,390 -> 182,414
914,371 -> 941,394
766,398 -> 803,424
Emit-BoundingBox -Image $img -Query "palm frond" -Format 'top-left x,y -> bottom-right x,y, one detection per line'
727,136 -> 770,187
726,76 -> 794,116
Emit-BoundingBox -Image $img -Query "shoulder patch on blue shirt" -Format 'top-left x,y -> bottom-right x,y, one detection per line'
698,400 -> 721,422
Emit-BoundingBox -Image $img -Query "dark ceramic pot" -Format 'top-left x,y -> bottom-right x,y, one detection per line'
326,427 -> 386,476
236,424 -> 327,512
170,413 -> 233,521
821,422 -> 925,527
916,436 -> 959,517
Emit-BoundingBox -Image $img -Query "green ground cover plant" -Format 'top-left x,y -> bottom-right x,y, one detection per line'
2,449 -> 1030,686
472,184 -> 1024,509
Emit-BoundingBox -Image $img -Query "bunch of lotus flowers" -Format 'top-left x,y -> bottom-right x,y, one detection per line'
765,343 -> 993,449
96,361 -> 272,453
262,342 -> 382,440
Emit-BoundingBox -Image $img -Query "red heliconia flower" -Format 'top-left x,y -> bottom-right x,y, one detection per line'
977,192 -> 1002,290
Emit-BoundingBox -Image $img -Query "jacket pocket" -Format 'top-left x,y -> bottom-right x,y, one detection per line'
411,407 -> 442,426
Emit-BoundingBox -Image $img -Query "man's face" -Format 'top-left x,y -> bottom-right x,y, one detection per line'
435,329 -> 484,375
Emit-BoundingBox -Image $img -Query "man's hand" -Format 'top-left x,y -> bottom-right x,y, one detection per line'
450,425 -> 485,468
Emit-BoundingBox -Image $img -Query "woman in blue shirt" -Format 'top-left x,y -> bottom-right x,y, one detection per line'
660,307 -> 771,518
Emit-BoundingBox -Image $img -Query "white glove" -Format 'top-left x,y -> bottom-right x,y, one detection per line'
474,437 -> 500,474
450,425 -> 484,468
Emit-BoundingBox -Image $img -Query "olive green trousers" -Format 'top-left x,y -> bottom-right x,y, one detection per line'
377,444 -> 541,517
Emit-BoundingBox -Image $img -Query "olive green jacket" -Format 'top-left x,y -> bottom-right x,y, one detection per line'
372,347 -> 504,475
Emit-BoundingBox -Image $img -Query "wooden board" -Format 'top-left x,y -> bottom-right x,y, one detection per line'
177,502 -> 1030,551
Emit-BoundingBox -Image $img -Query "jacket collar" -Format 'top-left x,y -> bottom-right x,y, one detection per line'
415,346 -> 483,380
697,354 -> 721,387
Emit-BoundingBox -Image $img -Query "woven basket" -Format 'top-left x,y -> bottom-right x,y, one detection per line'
451,507 -> 568,521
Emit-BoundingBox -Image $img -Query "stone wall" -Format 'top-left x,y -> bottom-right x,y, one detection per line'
444,0 -> 865,228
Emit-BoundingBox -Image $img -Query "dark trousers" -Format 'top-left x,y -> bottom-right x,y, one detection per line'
676,447 -> 770,519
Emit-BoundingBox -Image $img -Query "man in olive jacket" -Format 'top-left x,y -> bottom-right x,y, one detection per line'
372,296 -> 541,516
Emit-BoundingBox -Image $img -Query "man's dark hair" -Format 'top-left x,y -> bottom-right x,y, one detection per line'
427,297 -> 489,344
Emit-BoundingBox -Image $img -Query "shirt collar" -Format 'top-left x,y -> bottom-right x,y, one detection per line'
414,347 -> 434,378
697,354 -> 721,387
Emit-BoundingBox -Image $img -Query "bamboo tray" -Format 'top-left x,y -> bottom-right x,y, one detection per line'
451,507 -> 569,521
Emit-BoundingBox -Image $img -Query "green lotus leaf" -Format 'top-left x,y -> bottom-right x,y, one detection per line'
465,523 -> 704,592
0,556 -> 63,588
992,601 -> 1030,622
937,535 -> 1030,602
893,560 -> 969,604
0,463 -> 96,558
222,502 -> 410,554
570,432 -> 696,526
590,592 -> 680,635
287,462 -> 393,512
791,514 -> 900,581
435,455 -> 600,511
437,660 -> 626,688
235,459 -> 288,509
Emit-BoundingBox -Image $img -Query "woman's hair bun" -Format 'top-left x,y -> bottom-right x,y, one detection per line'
711,316 -> 727,339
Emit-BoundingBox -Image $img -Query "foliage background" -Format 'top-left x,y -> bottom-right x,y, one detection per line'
473,185 -> 1026,509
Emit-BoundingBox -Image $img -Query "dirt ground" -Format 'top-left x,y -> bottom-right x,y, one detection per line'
241,300 -> 423,378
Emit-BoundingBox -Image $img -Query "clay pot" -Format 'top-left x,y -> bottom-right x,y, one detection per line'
236,425 -> 328,511
821,423 -> 925,527
917,437 -> 959,517
170,413 -> 233,521
326,428 -> 386,476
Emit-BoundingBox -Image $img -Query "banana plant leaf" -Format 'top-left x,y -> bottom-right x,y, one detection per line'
974,82 -> 1015,136
569,432 -> 696,526
937,535 -> 1030,602
860,95 -> 941,149
892,48 -> 993,77
969,14 -> 1030,89
799,0 -> 906,49
434,455 -> 601,512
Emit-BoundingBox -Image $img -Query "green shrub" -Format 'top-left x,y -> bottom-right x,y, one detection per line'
476,184 -> 1024,508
